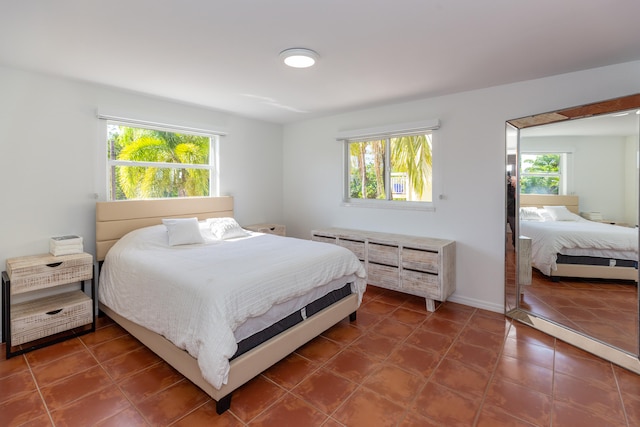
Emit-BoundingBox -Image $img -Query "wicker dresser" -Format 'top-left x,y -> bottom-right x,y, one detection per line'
2,252 -> 95,358
312,228 -> 455,311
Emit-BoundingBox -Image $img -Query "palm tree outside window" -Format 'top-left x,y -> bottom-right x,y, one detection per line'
107,123 -> 217,200
347,133 -> 433,203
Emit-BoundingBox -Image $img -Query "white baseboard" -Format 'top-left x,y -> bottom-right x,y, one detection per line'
446,294 -> 504,314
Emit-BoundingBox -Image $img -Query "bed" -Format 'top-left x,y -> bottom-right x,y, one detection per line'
95,196 -> 367,414
519,194 -> 638,282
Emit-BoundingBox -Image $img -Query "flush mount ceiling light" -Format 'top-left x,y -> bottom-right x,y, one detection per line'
280,48 -> 319,68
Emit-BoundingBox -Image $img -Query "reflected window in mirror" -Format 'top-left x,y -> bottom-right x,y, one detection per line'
520,152 -> 565,195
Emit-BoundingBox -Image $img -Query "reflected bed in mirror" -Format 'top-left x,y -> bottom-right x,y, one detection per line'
520,194 -> 638,283
505,93 -> 640,374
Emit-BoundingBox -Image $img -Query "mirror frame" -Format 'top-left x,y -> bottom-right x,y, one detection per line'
505,93 -> 640,374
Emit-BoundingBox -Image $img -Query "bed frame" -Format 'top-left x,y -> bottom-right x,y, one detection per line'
95,197 -> 359,414
519,194 -> 638,282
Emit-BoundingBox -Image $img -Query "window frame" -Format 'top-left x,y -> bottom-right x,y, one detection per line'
101,116 -> 222,201
338,119 -> 440,211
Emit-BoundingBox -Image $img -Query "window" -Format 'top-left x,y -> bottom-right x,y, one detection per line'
345,132 -> 433,204
520,153 -> 565,195
106,122 -> 218,200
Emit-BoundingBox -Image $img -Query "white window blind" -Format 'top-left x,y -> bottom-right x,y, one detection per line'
335,118 -> 440,141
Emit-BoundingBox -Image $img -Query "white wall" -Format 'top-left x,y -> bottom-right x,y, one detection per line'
624,136 -> 639,226
0,65 -> 283,276
282,60 -> 640,313
521,135 -> 631,221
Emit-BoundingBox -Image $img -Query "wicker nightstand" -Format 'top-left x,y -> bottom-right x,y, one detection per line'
244,223 -> 286,237
2,252 -> 95,358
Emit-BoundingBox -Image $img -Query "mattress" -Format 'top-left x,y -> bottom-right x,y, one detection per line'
234,274 -> 356,342
556,253 -> 638,269
233,282 -> 353,358
98,222 -> 367,389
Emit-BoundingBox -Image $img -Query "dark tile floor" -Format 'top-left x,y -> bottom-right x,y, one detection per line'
1,286 -> 639,426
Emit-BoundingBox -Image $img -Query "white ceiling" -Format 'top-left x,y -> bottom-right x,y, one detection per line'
2,0 -> 640,124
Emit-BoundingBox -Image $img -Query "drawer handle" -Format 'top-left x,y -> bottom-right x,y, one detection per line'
46,309 -> 63,315
46,262 -> 63,268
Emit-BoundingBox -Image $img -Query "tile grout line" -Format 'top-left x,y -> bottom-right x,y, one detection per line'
333,294 -> 429,425
391,304 -> 477,426
550,336 -> 557,427
470,314 -> 513,427
250,291 -> 423,425
81,334 -> 144,426
78,331 -> 153,426
263,300 -> 389,424
236,312 -> 366,426
23,352 -> 56,427
611,362 -> 631,427
382,302 -> 437,426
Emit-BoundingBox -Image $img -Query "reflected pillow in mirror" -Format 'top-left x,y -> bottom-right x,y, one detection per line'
162,217 -> 205,246
519,207 -> 544,221
208,217 -> 249,240
537,208 -> 554,222
543,205 -> 579,221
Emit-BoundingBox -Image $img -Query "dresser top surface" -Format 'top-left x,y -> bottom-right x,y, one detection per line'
311,227 -> 454,249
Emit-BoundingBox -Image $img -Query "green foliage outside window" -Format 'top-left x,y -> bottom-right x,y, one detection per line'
349,140 -> 386,199
520,154 -> 560,194
348,134 -> 432,202
108,125 -> 211,200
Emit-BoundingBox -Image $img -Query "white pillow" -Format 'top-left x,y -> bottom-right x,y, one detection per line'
162,218 -> 205,246
519,207 -> 544,221
537,208 -> 554,222
208,217 -> 249,240
543,205 -> 579,221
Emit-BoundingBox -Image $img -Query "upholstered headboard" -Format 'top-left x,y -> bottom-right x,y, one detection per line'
519,194 -> 579,214
95,196 -> 234,261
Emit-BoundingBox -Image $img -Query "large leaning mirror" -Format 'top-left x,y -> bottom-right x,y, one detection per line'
505,93 -> 640,374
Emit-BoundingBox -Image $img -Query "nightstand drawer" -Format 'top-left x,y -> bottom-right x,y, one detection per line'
11,290 -> 93,345
6,253 -> 93,294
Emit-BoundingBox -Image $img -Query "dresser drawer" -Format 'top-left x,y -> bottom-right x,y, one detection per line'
401,269 -> 440,296
338,238 -> 365,260
401,247 -> 439,273
311,234 -> 337,245
11,290 -> 93,345
6,253 -> 93,294
368,243 -> 399,267
368,262 -> 399,289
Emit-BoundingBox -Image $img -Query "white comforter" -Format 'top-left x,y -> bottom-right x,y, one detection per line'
99,224 -> 367,389
519,219 -> 638,276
